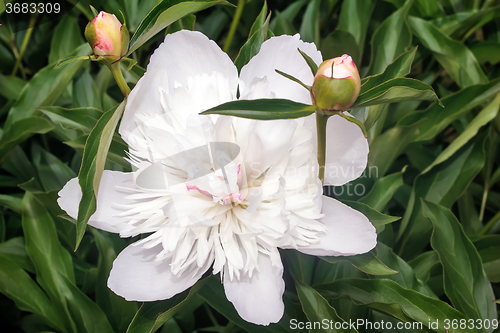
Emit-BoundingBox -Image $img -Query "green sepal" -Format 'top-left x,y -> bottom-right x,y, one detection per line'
312,76 -> 356,111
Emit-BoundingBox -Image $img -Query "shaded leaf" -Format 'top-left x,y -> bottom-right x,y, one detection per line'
408,16 -> 487,88
39,106 -> 103,134
422,200 -> 496,332
234,5 -> 270,72
295,279 -> 358,333
316,278 -> 469,332
76,102 -> 126,249
352,78 -> 441,109
128,0 -> 230,55
320,252 -> 399,276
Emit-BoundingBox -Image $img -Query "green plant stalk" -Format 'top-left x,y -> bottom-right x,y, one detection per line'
478,210 -> 500,235
223,0 -> 245,53
108,62 -> 131,97
316,111 -> 329,186
11,14 -> 38,77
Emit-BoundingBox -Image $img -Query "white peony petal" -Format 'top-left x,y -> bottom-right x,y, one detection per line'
239,34 -> 322,103
223,252 -> 285,325
297,196 -> 376,256
120,30 -> 238,141
108,243 -> 208,301
239,118 -> 298,182
57,170 -> 137,234
304,113 -> 369,186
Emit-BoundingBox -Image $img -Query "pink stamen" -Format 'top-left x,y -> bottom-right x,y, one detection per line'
223,193 -> 243,205
186,179 -> 212,198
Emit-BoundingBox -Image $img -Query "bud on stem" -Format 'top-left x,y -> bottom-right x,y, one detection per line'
311,54 -> 361,111
85,11 -> 129,64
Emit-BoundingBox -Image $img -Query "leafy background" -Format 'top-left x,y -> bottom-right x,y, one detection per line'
1,0 -> 500,332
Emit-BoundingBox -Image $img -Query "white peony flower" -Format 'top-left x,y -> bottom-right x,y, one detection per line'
58,30 -> 376,325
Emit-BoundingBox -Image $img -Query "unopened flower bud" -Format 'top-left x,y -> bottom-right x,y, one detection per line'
311,54 -> 361,111
85,11 -> 129,63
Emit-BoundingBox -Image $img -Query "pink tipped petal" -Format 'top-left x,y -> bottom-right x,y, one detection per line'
108,244 -> 209,301
57,171 -> 139,234
223,253 -> 285,325
297,196 -> 376,256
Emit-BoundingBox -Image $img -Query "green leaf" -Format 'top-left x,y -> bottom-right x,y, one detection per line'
53,55 -> 90,70
0,254 -> 66,332
39,106 -> 103,134
0,237 -> 35,273
397,132 -> 487,258
341,200 -> 400,227
298,48 -> 318,75
165,14 -> 196,34
234,4 -> 270,72
284,250 -> 317,286
422,200 -> 496,332
128,0 -> 230,55
275,69 -> 310,91
76,102 -> 126,249
398,78 -> 500,142
91,230 -> 137,333
315,278 -> 469,332
0,194 -> 22,214
320,252 -> 399,276
22,192 -> 114,333
0,117 -> 55,164
4,43 -> 89,127
352,77 -> 441,109
65,134 -> 130,169
248,2 -> 267,37
0,74 -> 27,100
337,0 -> 375,60
367,0 -> 413,75
359,168 -> 406,211
470,41 -> 500,65
295,279 -> 358,333
299,0 -> 320,45
200,99 -> 316,120
127,278 -> 207,333
320,30 -> 360,70
361,47 -> 417,94
73,71 -> 102,110
408,250 -> 441,283
474,236 -> 500,283
408,16 -> 488,88
268,0 -> 306,36
49,16 -> 85,64
421,93 -> 500,174
375,243 -> 437,298
31,144 -> 76,193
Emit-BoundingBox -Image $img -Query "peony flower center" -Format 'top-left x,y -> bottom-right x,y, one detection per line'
186,162 -> 244,206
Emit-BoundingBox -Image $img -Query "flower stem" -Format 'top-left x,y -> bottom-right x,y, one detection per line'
11,13 -> 38,77
223,0 -> 245,53
316,111 -> 329,185
108,62 -> 131,97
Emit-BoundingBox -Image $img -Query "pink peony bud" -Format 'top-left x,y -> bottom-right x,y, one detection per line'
311,54 -> 361,111
85,11 -> 129,63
